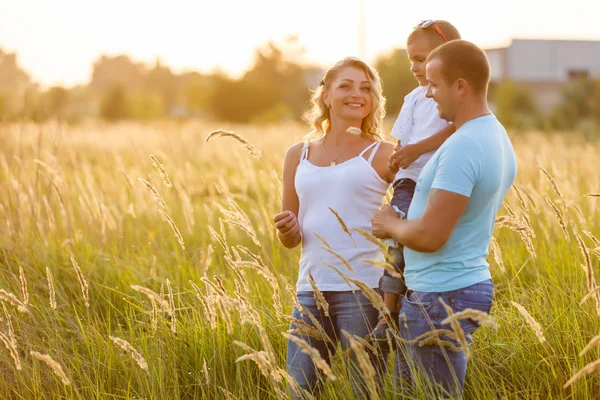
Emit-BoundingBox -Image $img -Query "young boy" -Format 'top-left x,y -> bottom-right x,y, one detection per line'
368,20 -> 461,345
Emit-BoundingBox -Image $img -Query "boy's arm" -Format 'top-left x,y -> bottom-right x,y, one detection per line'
389,124 -> 456,170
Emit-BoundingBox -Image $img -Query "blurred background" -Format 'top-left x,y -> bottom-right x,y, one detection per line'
1,0 -> 600,133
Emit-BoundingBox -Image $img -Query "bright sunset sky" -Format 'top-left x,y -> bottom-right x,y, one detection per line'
1,0 -> 599,87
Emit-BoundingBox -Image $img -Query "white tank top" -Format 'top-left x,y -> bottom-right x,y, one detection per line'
294,140 -> 390,291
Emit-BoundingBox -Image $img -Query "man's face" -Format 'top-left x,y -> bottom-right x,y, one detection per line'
425,58 -> 456,122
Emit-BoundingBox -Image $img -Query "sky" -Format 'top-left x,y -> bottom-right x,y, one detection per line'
1,0 -> 600,88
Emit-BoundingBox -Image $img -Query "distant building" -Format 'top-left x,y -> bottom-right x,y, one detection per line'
486,39 -> 600,113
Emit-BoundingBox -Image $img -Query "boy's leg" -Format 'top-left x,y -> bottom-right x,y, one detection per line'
368,179 -> 415,344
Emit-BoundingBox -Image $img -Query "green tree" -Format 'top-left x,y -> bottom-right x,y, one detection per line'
100,85 -> 131,121
493,80 -> 539,129
374,49 -> 416,117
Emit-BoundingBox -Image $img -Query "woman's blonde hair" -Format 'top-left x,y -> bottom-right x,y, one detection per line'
306,57 -> 385,140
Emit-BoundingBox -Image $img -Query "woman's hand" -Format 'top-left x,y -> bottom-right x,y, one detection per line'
371,204 -> 399,238
273,210 -> 301,245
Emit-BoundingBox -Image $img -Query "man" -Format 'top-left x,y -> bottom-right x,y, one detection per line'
371,40 -> 517,397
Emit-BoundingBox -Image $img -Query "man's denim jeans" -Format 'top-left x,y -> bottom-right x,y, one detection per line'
395,279 -> 494,398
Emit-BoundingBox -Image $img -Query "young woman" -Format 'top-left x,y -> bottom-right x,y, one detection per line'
273,57 -> 395,397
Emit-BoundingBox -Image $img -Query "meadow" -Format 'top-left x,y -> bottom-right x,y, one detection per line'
0,120 -> 599,399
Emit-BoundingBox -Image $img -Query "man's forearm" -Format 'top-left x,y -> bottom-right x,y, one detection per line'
385,218 -> 438,253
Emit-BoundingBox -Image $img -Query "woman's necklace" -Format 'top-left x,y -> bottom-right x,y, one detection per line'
321,138 -> 344,166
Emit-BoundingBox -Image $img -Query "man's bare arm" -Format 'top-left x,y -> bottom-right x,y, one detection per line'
379,189 -> 469,252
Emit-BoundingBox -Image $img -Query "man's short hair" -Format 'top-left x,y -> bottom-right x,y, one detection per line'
426,40 -> 491,96
407,20 -> 461,48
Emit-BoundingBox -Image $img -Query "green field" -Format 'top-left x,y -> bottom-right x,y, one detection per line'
0,121 -> 599,399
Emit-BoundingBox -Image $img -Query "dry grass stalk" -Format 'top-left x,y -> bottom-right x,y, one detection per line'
503,202 -> 516,217
306,270 -> 329,316
341,331 -> 378,399
579,335 -> 600,357
3,305 -> 16,347
205,129 -> 262,159
511,301 -> 546,344
203,359 -> 210,385
320,246 -> 356,273
545,198 -> 570,242
442,309 -> 500,329
580,287 -> 600,306
30,351 -> 70,385
328,207 -> 356,246
352,228 -> 388,253
345,277 -> 390,317
439,298 -> 470,358
138,178 -> 167,210
539,166 -> 563,198
151,298 -> 158,333
0,289 -> 30,314
495,216 -> 533,236
575,234 -> 600,316
46,267 -> 57,310
131,285 -> 173,316
512,185 -> 528,210
189,280 -> 217,329
208,226 -> 231,259
361,258 -> 403,279
233,261 -> 283,318
18,266 -> 28,305
563,358 -> 600,388
584,193 -> 600,198
410,329 -> 458,343
159,210 -> 186,251
149,154 -> 173,188
489,237 -> 506,273
121,170 -> 134,194
417,337 -> 462,351
70,256 -> 89,307
109,336 -> 149,372
583,230 -> 600,248
283,333 -> 337,381
0,331 -> 21,370
287,317 -> 332,343
520,231 -> 537,260
234,340 -> 284,383
167,279 -> 176,333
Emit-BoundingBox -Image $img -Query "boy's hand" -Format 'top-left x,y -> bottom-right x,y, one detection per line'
388,142 -> 402,173
273,210 -> 301,239
371,204 -> 399,239
389,143 -> 424,170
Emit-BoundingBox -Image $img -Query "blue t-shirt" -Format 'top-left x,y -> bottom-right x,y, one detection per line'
404,114 -> 517,292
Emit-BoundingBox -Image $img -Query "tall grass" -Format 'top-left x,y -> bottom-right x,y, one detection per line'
0,120 -> 599,399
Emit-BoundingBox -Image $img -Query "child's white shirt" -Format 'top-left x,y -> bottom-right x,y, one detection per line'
390,85 -> 450,182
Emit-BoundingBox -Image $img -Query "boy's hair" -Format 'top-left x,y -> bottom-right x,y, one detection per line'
426,40 -> 491,96
407,20 -> 461,48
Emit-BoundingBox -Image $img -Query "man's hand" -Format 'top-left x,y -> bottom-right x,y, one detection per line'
273,210 -> 301,240
389,143 -> 425,170
371,204 -> 400,238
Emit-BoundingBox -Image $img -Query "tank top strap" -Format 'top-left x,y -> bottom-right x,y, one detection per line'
300,140 -> 310,161
358,141 -> 382,164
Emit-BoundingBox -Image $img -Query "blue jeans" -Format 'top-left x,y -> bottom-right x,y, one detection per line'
395,280 -> 494,398
287,290 -> 381,398
379,178 -> 415,296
